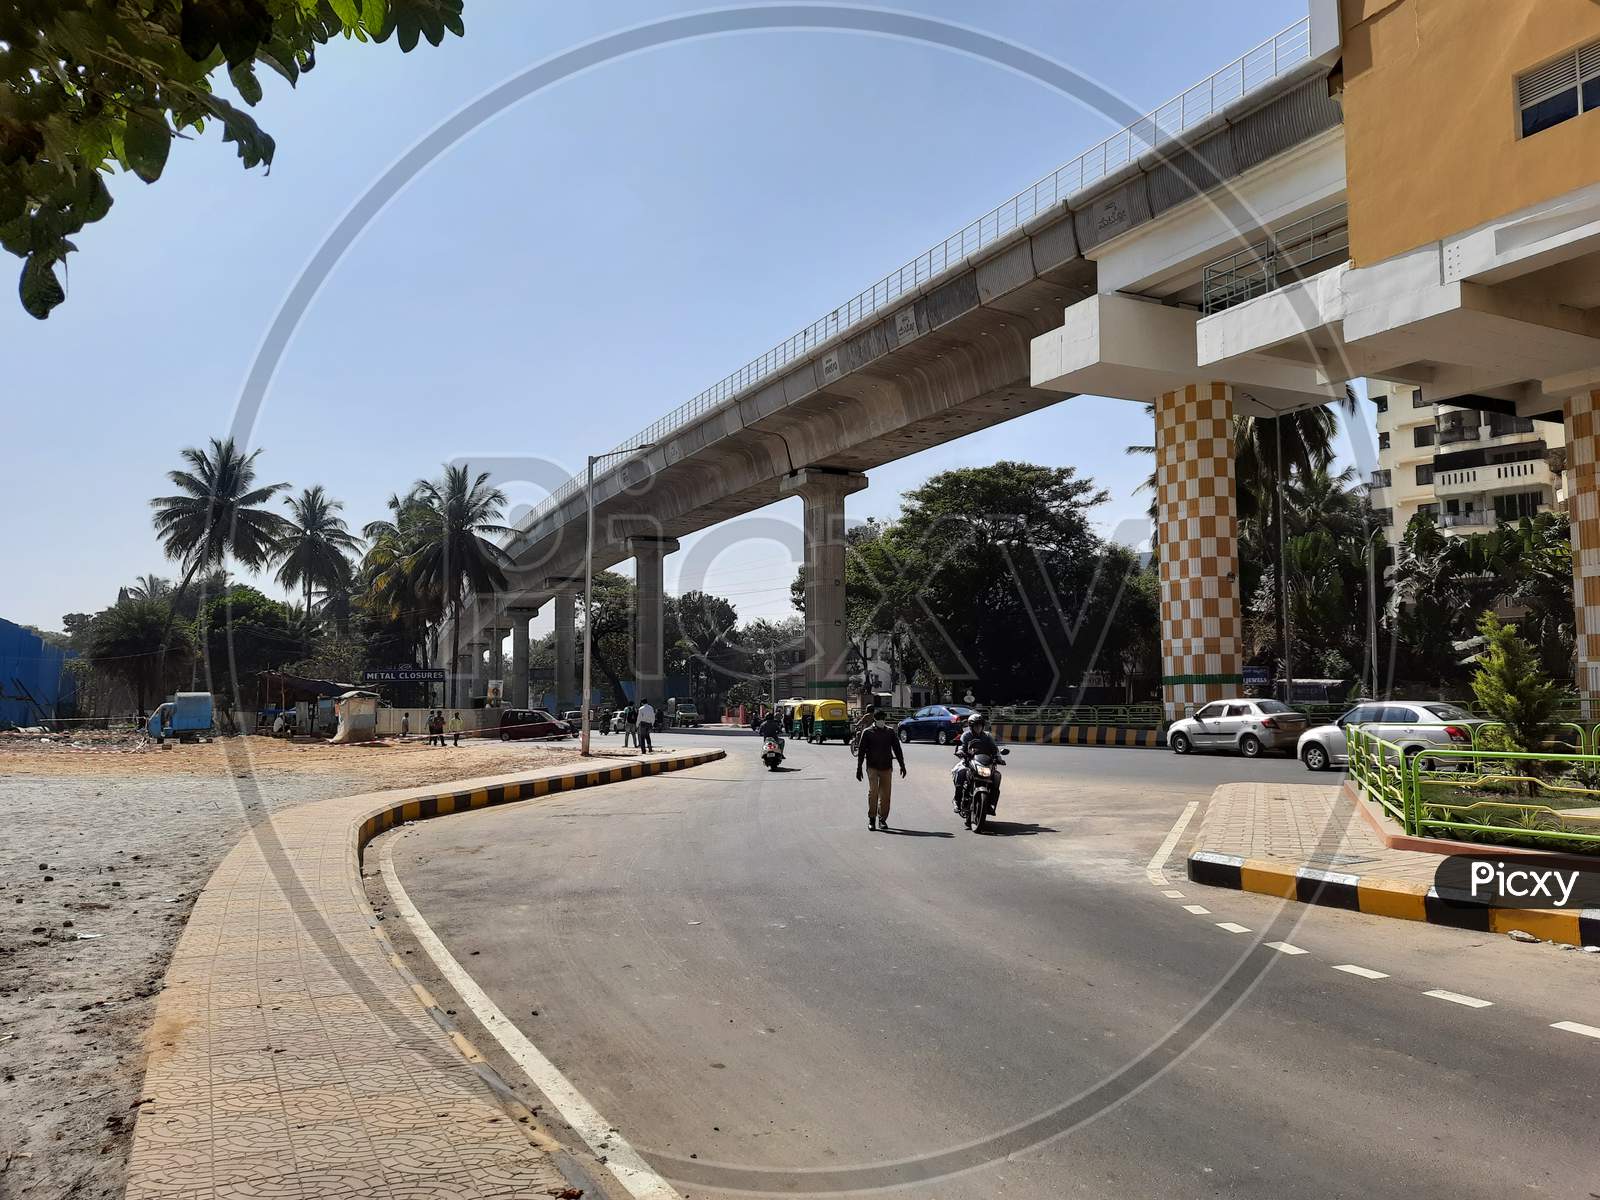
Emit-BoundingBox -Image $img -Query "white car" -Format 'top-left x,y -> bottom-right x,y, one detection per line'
1295,700 -> 1482,771
1167,699 -> 1308,758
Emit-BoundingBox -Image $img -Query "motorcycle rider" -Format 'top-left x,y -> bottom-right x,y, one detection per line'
757,708 -> 785,751
951,712 -> 1002,815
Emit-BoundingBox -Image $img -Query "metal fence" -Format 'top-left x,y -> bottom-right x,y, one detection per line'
1200,201 -> 1349,314
988,703 -> 1166,728
1347,726 -> 1600,853
514,15 -> 1315,535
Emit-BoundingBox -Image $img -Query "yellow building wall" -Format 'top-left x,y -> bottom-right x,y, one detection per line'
1341,0 -> 1600,265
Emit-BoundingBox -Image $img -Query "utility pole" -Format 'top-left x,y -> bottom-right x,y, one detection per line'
1275,417 -> 1294,704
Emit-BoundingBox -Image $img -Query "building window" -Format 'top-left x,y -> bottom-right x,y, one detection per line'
1373,394 -> 1388,414
1518,41 -> 1600,138
1413,425 -> 1435,448
1378,431 -> 1390,451
1488,412 -> 1536,438
1416,464 -> 1435,486
1494,490 -> 1545,521
1411,389 -> 1431,408
1417,502 -> 1440,520
1370,469 -> 1391,489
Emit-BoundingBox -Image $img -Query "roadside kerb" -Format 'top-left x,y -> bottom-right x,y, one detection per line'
124,748 -> 723,1200
1187,850 -> 1600,948
991,722 -> 1161,748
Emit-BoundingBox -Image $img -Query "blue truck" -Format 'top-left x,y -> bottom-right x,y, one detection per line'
146,692 -> 215,743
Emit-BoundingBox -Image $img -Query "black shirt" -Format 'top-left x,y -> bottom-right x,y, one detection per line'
856,724 -> 905,771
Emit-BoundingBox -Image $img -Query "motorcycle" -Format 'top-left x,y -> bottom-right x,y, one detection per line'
957,747 -> 1009,832
761,736 -> 785,771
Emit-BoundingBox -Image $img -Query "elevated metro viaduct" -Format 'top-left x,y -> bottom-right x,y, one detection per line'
449,0 -> 1600,722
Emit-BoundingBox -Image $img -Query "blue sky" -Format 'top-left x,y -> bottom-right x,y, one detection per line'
2,0 -> 1348,635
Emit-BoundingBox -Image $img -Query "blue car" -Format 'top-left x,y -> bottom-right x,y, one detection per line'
896,704 -> 975,745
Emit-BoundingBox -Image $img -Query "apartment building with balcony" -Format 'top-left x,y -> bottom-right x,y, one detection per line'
1369,380 -> 1566,541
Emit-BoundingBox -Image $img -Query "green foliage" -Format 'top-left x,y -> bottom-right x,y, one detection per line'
198,583 -> 303,689
1471,611 -> 1560,756
84,595 -> 192,710
275,484 -> 362,616
0,0 -> 464,317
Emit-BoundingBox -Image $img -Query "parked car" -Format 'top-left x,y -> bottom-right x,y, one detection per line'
1167,699 -> 1308,758
896,704 -> 975,745
1296,700 -> 1482,771
608,709 -> 630,734
561,710 -> 585,730
500,709 -> 570,740
673,702 -> 701,727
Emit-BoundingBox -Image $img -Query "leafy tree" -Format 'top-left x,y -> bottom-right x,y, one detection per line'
198,584 -> 302,699
666,590 -> 739,713
149,436 -> 291,665
405,465 -> 510,704
84,595 -> 191,711
2,0 -> 464,317
275,485 -> 361,621
1472,611 -> 1559,764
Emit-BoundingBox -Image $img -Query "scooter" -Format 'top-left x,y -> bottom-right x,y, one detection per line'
762,737 -> 785,771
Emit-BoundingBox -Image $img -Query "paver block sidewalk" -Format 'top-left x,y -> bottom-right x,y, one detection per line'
126,750 -> 722,1200
1187,782 -> 1600,947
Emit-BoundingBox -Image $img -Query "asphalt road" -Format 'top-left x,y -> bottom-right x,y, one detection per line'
385,729 -> 1600,1199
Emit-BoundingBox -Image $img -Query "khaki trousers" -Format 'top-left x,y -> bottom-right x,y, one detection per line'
866,767 -> 893,824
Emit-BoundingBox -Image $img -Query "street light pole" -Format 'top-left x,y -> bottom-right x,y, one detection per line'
580,444 -> 656,757
1366,524 -> 1384,699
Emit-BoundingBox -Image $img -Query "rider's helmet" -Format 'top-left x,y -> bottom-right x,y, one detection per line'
969,711 -> 987,729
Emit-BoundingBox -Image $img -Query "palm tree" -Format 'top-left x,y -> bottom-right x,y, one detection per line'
361,492 -> 440,666
125,574 -> 172,602
274,486 -> 362,629
149,438 -> 292,667
151,438 -> 291,587
404,465 -> 512,704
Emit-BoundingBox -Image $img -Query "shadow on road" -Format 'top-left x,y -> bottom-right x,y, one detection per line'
881,827 -> 955,838
977,821 -> 1057,836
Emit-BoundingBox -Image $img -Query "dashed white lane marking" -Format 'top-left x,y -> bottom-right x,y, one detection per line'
1552,1021 -> 1600,1039
1146,801 -> 1201,886
1264,941 -> 1307,955
1182,904 -> 1212,915
1162,890 -> 1186,899
1332,964 -> 1390,980
1215,922 -> 1251,933
1424,989 -> 1493,1009
380,844 -> 681,1200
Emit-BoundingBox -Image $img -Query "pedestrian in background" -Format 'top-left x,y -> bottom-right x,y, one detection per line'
401,711 -> 410,741
855,710 -> 906,832
430,711 -> 444,746
449,711 -> 463,747
624,701 -> 638,748
636,699 -> 656,753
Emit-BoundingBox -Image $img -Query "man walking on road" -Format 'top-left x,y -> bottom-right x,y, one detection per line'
855,710 -> 906,832
623,701 -> 638,748
636,699 -> 656,753
448,712 -> 463,747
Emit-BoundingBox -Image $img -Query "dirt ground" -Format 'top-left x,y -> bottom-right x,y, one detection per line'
0,732 -> 590,1200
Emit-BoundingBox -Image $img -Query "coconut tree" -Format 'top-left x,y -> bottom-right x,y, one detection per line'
274,486 -> 362,627
149,438 -> 292,666
404,466 -> 512,704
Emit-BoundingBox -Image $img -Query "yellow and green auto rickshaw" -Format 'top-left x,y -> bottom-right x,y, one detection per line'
808,698 -> 851,743
780,699 -> 808,737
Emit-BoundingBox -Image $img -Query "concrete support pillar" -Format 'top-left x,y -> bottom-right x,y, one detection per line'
465,642 -> 487,704
1154,382 -> 1242,722
510,620 -> 531,709
779,469 -> 869,700
454,653 -> 473,708
488,628 -> 505,702
629,537 -> 680,708
1566,391 -> 1600,713
554,592 -> 577,713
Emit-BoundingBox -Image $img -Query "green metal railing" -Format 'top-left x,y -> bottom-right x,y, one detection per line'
1346,725 -> 1600,853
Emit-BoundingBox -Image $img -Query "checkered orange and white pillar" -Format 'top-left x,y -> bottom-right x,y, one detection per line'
1566,391 -> 1600,708
1155,382 -> 1242,722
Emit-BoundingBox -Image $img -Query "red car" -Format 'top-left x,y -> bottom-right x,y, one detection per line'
499,709 -> 570,740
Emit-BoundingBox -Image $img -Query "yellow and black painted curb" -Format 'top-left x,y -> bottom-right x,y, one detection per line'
1187,850 -> 1600,948
992,722 -> 1162,748
356,749 -> 725,853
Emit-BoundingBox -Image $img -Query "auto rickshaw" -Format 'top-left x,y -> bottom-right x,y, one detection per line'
779,699 -> 807,737
808,698 -> 851,743
791,699 -> 820,739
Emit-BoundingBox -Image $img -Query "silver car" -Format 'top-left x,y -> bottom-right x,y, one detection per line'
1296,700 -> 1482,771
1167,699 -> 1308,758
